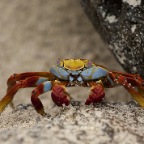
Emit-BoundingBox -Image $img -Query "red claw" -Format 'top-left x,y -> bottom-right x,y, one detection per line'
51,84 -> 70,106
85,84 -> 105,105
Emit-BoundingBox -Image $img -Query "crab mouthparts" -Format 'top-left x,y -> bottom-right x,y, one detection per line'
69,75 -> 83,82
68,75 -> 84,86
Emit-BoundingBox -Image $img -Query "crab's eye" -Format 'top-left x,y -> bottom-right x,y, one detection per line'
85,60 -> 93,68
57,59 -> 63,67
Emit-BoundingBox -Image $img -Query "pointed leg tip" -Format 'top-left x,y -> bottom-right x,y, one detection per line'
0,109 -> 4,115
64,99 -> 70,106
36,107 -> 47,116
0,105 -> 6,114
42,112 -> 51,118
9,102 -> 16,110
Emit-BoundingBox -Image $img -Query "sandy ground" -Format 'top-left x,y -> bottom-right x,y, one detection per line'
0,0 -> 137,144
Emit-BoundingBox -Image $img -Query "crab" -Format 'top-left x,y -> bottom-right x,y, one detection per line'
0,59 -> 144,116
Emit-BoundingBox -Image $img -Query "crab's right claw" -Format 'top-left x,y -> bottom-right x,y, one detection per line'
51,84 -> 70,107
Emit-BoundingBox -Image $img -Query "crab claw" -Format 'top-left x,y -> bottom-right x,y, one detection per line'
51,84 -> 70,106
85,83 -> 105,105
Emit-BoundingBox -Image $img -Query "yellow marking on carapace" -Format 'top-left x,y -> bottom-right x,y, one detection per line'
62,59 -> 89,70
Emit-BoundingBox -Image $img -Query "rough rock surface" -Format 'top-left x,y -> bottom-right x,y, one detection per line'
0,102 -> 144,144
80,0 -> 144,78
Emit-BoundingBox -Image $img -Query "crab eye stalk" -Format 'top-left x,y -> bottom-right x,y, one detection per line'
85,60 -> 93,68
57,58 -> 63,67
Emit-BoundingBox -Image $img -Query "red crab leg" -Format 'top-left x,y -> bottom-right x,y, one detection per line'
7,72 -> 55,109
109,72 -> 144,107
0,76 -> 49,114
7,72 -> 56,91
85,81 -> 105,105
31,81 -> 70,115
111,71 -> 144,87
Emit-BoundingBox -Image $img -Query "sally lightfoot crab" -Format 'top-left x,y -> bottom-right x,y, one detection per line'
0,59 -> 144,116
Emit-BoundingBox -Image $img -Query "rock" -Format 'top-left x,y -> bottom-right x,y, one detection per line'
0,102 -> 144,144
80,0 -> 144,78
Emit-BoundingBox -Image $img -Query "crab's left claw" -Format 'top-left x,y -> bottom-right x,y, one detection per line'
85,82 -> 105,105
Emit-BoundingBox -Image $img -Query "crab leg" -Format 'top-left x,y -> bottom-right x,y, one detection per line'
126,86 -> 144,107
85,81 -> 105,105
110,71 -> 144,87
31,82 -> 70,115
0,76 -> 49,114
31,81 -> 52,116
7,72 -> 55,91
109,72 -> 144,107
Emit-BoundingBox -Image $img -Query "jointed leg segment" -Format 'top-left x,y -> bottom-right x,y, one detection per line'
31,82 -> 70,115
31,81 -> 52,115
0,76 -> 49,114
7,72 -> 56,91
0,73 -> 70,116
109,72 -> 144,107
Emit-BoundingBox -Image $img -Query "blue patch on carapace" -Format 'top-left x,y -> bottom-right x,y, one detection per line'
50,66 -> 69,80
81,66 -> 108,80
58,68 -> 69,77
81,67 -> 93,78
36,77 -> 48,85
43,81 -> 52,92
91,67 -> 108,79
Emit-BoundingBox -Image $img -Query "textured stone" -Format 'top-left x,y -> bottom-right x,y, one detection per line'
80,0 -> 144,78
0,102 -> 144,144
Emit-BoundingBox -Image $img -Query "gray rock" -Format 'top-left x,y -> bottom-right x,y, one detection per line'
80,0 -> 144,78
0,102 -> 144,144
